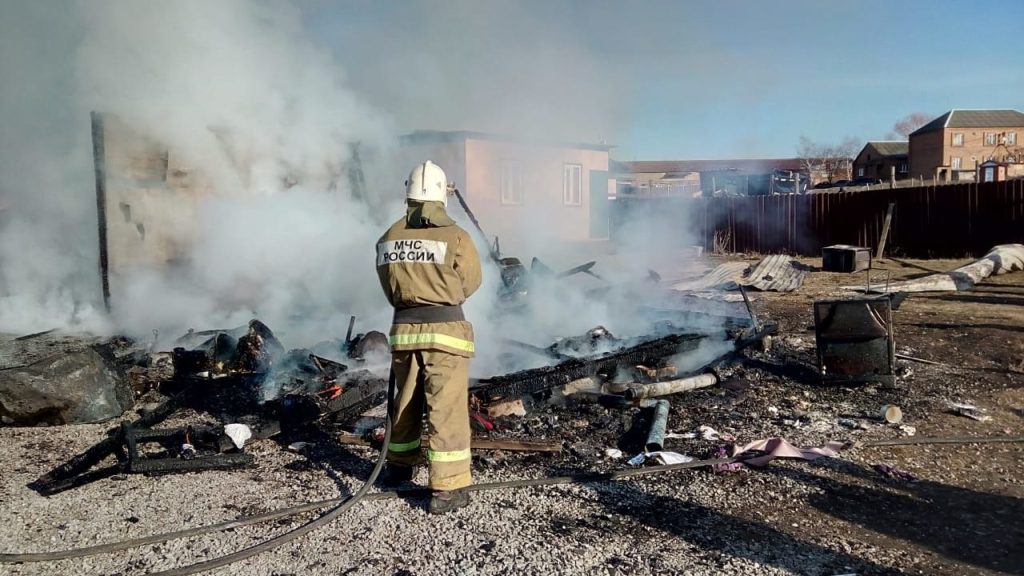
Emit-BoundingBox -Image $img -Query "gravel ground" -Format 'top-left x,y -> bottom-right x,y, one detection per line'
1,256 -> 1022,576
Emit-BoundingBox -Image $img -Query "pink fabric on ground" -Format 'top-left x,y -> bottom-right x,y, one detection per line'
730,437 -> 847,467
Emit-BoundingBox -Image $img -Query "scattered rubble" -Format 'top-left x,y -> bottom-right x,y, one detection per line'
2,249 -> 1022,575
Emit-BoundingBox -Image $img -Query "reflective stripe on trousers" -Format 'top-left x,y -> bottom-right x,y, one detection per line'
427,448 -> 471,463
385,350 -> 473,491
388,438 -> 421,453
388,333 -> 475,353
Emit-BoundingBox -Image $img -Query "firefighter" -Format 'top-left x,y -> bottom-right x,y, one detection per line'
374,160 -> 482,514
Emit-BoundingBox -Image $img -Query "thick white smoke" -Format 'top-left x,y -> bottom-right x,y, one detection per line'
0,1 -> 721,378
0,0 -> 398,346
0,3 -> 106,335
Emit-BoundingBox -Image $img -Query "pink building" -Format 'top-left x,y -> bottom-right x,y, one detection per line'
401,131 -> 613,255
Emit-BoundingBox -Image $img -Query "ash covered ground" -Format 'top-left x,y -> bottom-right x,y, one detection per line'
1,255 -> 1022,576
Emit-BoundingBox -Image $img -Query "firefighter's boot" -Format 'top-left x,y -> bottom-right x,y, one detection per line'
428,488 -> 470,514
378,464 -> 416,488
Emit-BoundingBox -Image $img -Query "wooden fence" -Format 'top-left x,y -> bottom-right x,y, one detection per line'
610,180 -> 1024,259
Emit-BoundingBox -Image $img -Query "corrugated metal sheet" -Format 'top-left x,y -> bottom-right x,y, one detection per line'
670,256 -> 805,293
742,255 -> 807,292
670,261 -> 748,291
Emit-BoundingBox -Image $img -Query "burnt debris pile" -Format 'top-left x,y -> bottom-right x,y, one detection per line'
21,294 -> 774,495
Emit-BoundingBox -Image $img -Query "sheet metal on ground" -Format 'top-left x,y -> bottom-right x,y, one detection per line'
671,256 -> 806,293
670,262 -> 749,291
744,255 -> 808,292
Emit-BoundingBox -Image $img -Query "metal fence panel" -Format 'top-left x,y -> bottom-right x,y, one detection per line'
611,181 -> 1024,258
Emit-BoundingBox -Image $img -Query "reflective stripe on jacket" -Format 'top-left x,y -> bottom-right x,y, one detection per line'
376,201 -> 482,358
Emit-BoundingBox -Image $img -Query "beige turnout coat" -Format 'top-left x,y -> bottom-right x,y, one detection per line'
375,201 -> 482,356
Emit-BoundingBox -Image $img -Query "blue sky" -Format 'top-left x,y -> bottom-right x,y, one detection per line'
300,0 -> 1024,160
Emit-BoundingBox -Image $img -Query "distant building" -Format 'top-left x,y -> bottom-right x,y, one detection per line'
852,141 -> 909,181
401,130 -> 613,252
612,158 -> 808,197
908,109 -> 1024,182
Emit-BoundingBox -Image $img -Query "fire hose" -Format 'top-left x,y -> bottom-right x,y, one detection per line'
126,369 -> 392,576
2,435 -> 1023,571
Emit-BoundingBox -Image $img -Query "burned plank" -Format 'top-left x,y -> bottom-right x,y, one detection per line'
31,382 -> 199,494
471,333 -> 706,405
122,423 -> 253,475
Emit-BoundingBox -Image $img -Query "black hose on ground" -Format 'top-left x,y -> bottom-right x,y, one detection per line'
149,369 -> 396,576
3,435 -> 1022,567
858,435 -> 1024,447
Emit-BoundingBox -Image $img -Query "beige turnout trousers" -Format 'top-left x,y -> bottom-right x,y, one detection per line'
386,349 -> 471,491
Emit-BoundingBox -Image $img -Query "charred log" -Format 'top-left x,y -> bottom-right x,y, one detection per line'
472,333 -> 707,405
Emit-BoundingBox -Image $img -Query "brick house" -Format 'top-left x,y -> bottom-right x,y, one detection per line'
401,131 -> 613,253
852,141 -> 909,181
908,109 -> 1024,182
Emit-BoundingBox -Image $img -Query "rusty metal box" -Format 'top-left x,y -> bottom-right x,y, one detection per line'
822,244 -> 871,273
813,296 -> 895,386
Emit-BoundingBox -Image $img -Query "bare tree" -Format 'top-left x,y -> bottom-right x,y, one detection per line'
797,135 -> 859,184
889,112 -> 932,139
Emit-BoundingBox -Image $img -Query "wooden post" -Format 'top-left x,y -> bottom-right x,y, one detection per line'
91,111 -> 111,312
876,202 -> 895,260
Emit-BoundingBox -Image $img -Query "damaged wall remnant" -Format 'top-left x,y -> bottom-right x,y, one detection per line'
0,332 -> 134,425
93,113 -> 211,302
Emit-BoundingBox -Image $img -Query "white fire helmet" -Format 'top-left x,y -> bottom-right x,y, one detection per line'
405,160 -> 448,206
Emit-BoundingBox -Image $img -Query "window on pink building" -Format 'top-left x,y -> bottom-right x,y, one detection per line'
500,160 -> 523,205
952,133 -> 964,147
563,164 -> 582,206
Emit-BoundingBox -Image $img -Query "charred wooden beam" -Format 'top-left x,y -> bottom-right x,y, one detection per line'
91,111 -> 110,311
31,383 -> 198,494
121,423 -> 253,475
324,370 -> 387,423
471,333 -> 706,405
